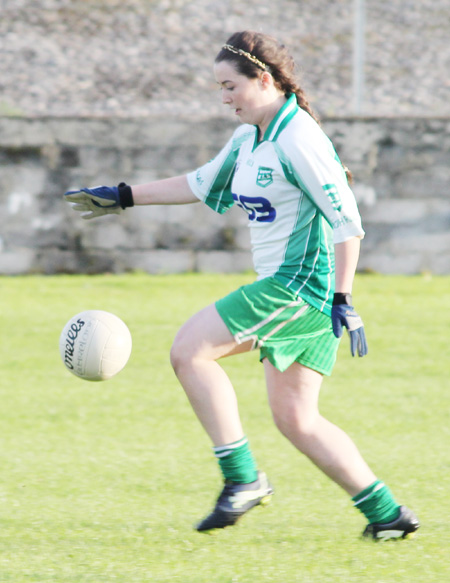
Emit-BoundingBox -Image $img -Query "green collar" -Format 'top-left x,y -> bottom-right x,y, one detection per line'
254,94 -> 299,147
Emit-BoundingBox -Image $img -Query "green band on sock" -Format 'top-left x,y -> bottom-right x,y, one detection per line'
352,480 -> 383,505
213,437 -> 249,457
353,480 -> 400,524
213,437 -> 258,484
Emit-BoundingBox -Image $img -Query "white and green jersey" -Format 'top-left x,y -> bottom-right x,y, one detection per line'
186,94 -> 364,315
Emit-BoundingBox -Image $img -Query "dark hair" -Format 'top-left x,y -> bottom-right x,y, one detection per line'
216,31 -> 353,183
216,31 -> 320,123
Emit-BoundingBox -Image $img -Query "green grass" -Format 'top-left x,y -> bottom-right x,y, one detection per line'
0,272 -> 449,582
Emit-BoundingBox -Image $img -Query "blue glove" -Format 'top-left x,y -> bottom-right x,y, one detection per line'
331,293 -> 368,357
64,183 -> 133,220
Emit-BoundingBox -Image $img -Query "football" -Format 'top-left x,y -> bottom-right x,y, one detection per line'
59,310 -> 132,381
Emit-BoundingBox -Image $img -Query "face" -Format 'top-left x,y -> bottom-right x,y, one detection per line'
214,60 -> 268,126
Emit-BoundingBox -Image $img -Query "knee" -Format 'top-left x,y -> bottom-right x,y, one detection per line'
169,323 -> 205,375
169,332 -> 191,375
271,404 -> 319,445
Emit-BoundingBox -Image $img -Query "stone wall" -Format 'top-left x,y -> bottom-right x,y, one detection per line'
0,115 -> 449,275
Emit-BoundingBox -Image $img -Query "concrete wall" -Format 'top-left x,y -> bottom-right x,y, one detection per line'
0,115 -> 449,275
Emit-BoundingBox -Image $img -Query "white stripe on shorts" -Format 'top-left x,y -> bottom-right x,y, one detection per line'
235,300 -> 308,348
259,304 -> 309,346
234,300 -> 301,344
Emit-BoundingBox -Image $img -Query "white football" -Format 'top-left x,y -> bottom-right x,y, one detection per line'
59,310 -> 132,381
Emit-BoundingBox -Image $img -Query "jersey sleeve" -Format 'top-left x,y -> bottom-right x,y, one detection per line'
186,131 -> 239,214
277,115 -> 365,243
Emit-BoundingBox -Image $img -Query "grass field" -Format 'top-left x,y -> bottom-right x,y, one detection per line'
0,272 -> 449,582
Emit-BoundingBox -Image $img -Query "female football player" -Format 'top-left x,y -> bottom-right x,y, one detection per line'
65,31 -> 419,540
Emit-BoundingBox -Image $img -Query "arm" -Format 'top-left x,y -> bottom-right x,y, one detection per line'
64,174 -> 199,219
334,236 -> 361,293
65,130 -> 240,218
131,175 -> 199,206
332,236 -> 368,357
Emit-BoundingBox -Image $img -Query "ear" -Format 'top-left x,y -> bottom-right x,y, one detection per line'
260,71 -> 274,89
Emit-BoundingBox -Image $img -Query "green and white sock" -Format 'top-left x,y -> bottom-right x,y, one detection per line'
213,436 -> 258,484
352,480 -> 401,524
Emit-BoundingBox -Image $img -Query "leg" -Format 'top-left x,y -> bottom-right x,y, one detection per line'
170,303 -> 252,446
171,304 -> 274,532
264,358 -> 376,496
264,359 -> 420,538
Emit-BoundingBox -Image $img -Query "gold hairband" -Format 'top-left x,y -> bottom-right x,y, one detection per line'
222,44 -> 268,71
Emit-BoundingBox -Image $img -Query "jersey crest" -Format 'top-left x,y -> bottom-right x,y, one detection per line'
256,166 -> 274,188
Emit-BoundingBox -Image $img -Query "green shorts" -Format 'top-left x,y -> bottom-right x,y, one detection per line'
215,277 -> 340,375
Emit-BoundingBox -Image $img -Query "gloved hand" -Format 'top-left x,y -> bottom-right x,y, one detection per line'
331,293 -> 368,357
64,183 -> 134,220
